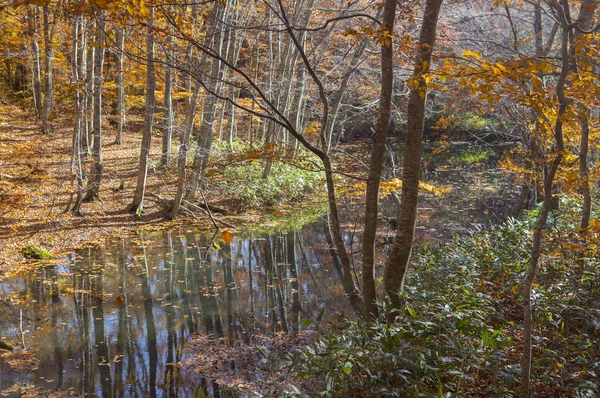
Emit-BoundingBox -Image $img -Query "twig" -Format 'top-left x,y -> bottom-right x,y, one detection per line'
199,189 -> 220,230
183,200 -> 237,229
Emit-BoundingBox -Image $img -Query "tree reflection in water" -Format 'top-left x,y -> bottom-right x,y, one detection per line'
0,221 -> 349,397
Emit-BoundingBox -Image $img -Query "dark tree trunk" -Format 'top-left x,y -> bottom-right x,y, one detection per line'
383,0 -> 444,310
361,0 -> 397,320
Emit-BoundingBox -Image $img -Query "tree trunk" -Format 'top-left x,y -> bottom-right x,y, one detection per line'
183,3 -> 228,207
571,0 -> 597,229
40,5 -> 54,135
27,6 -> 42,121
169,85 -> 200,218
85,20 -> 95,154
128,10 -> 156,214
70,16 -> 85,216
579,106 -> 591,229
114,27 -> 126,145
83,9 -> 105,202
169,7 -> 207,218
520,1 -> 568,395
361,0 -> 397,320
383,0 -> 444,310
161,26 -> 174,169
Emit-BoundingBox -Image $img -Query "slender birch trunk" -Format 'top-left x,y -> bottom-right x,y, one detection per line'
182,3 -> 228,207
521,1 -> 569,395
85,20 -> 95,154
129,10 -> 156,214
83,9 -> 105,202
161,25 -> 174,169
70,16 -> 85,216
40,5 -> 54,134
27,6 -> 42,121
114,27 -> 126,145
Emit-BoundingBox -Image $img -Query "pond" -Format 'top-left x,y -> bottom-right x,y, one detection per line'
0,144 -> 517,397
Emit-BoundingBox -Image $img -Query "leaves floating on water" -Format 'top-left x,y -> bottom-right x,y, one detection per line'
114,295 -> 125,308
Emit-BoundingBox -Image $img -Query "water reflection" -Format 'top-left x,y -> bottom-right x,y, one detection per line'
0,226 -> 349,397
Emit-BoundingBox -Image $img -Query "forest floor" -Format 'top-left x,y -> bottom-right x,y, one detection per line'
0,103 -> 242,269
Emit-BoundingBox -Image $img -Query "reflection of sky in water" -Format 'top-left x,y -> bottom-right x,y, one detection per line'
0,224 -> 351,397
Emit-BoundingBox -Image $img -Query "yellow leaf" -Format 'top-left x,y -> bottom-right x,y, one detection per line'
463,49 -> 482,59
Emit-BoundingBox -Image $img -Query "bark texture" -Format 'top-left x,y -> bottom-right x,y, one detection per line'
383,0 -> 444,310
520,1 -> 569,395
40,6 -> 54,134
114,27 -> 126,145
83,10 -> 105,202
129,11 -> 156,214
361,0 -> 397,319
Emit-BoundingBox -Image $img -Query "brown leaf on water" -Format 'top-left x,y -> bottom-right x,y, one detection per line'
114,295 -> 125,308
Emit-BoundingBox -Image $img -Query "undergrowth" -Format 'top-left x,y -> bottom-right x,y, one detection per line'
209,140 -> 325,210
282,196 -> 600,397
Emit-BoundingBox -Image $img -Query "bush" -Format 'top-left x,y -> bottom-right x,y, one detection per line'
286,197 -> 600,397
210,141 -> 325,210
21,244 -> 52,260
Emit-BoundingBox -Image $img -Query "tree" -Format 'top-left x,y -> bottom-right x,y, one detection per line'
27,6 -> 42,121
113,26 -> 126,145
384,0 -> 444,310
128,7 -> 155,214
361,0 -> 397,319
40,4 -> 53,134
83,8 -> 106,202
160,17 -> 173,169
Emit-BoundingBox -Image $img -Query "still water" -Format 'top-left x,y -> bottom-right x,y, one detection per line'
0,225 -> 350,397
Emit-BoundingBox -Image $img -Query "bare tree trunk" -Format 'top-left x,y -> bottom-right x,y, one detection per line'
361,0 -> 397,320
114,27 -> 126,145
80,18 -> 91,155
183,3 -> 229,207
383,0 -> 444,310
129,10 -> 156,214
579,107 -> 592,229
520,1 -> 569,395
70,16 -> 85,216
27,6 -> 42,121
161,26 -> 174,169
83,9 -> 105,202
572,0 -> 597,229
169,85 -> 200,218
40,5 -> 54,135
169,7 -> 208,218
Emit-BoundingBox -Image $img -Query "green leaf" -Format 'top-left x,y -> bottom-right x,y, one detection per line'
406,305 -> 417,319
342,362 -> 352,375
301,319 -> 314,328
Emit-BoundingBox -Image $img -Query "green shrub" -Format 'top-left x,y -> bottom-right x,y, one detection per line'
211,141 -> 325,209
286,197 -> 600,397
